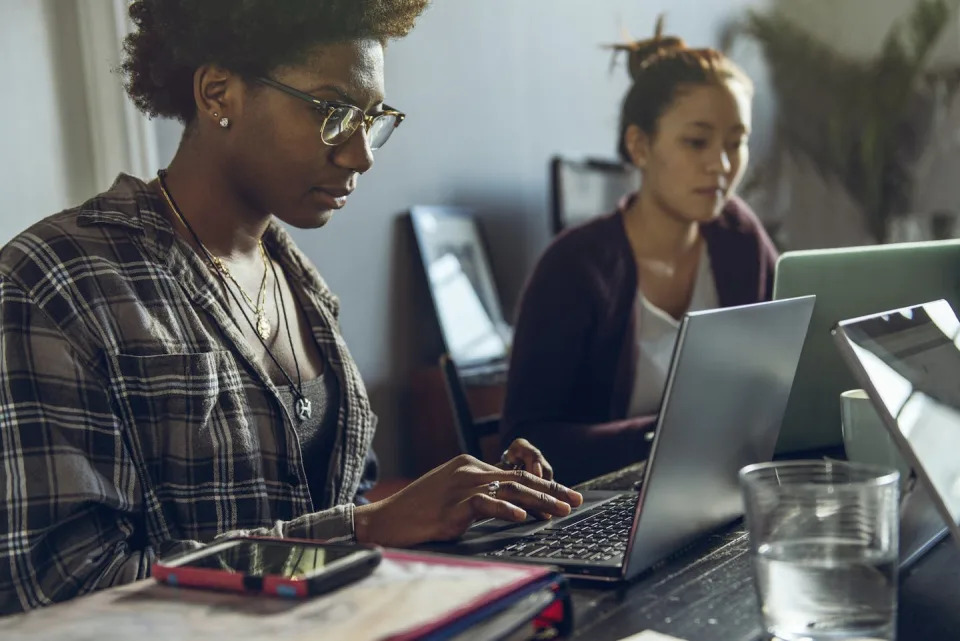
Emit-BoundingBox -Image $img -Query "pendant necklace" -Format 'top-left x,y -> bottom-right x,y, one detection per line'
157,169 -> 312,421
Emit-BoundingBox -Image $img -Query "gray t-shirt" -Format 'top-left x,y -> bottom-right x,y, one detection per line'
278,369 -> 341,509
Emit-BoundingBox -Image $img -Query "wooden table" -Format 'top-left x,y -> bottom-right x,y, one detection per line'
567,464 -> 960,641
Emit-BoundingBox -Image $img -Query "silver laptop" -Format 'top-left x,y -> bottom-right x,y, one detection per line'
833,300 -> 959,568
426,296 -> 814,581
773,240 -> 960,454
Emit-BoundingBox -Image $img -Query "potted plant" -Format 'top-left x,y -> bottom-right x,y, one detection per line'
729,0 -> 960,242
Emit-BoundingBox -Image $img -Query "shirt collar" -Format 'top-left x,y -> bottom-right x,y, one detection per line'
74,173 -> 340,314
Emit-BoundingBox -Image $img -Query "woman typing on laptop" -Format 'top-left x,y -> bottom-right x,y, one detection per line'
0,0 -> 581,614
501,20 -> 777,485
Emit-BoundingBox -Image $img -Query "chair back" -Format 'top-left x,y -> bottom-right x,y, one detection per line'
438,353 -> 501,460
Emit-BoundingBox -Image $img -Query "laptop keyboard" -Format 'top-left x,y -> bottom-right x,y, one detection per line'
485,494 -> 637,563
459,362 -> 508,385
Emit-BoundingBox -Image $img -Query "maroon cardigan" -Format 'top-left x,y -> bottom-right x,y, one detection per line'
500,195 -> 778,485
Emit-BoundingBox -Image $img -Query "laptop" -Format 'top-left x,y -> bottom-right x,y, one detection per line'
832,300 -> 959,568
408,206 -> 511,384
773,240 -> 960,454
425,296 -> 814,581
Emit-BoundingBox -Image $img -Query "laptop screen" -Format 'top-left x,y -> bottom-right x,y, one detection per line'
552,158 -> 640,232
834,299 -> 960,530
409,207 -> 511,366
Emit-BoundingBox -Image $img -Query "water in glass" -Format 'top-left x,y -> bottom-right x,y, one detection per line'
756,537 -> 897,641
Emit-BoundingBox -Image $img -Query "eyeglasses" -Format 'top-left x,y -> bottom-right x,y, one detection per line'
257,76 -> 405,150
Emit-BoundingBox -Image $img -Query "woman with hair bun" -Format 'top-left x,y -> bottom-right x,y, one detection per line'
501,19 -> 777,485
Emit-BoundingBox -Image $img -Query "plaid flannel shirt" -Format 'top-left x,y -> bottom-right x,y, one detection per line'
0,175 -> 378,614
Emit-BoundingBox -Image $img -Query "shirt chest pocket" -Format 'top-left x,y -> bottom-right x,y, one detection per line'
109,350 -> 253,467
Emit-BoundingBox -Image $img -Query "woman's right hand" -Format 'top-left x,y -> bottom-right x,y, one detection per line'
353,454 -> 583,548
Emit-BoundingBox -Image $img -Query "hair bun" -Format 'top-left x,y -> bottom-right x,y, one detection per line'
624,36 -> 686,79
605,14 -> 688,80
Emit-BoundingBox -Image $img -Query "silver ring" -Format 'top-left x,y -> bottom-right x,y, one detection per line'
486,480 -> 500,498
500,449 -> 524,471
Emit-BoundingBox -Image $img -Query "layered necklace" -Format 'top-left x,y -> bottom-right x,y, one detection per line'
157,169 -> 312,421
209,241 -> 272,340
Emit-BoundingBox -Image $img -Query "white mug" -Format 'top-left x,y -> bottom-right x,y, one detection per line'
840,389 -> 910,480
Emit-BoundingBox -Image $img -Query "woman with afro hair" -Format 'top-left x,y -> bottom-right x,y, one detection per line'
0,0 -> 580,612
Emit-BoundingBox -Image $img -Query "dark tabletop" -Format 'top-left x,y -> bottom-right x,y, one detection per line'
567,462 -> 960,641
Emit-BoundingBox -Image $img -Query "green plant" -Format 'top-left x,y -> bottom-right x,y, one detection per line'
735,0 -> 960,240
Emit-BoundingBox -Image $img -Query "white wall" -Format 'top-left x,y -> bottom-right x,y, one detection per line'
0,0 -> 157,244
0,0 -> 96,244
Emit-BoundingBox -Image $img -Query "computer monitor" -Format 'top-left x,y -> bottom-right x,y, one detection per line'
408,206 -> 511,371
773,240 -> 960,453
550,157 -> 640,234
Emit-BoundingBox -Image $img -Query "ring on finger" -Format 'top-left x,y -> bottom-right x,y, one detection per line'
486,480 -> 501,498
500,449 -> 525,471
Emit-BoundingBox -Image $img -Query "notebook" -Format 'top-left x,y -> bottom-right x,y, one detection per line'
0,549 -> 571,641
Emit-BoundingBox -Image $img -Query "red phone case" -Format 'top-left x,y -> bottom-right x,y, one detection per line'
152,536 -> 381,598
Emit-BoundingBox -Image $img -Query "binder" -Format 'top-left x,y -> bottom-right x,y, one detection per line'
0,547 -> 572,641
382,550 -> 572,641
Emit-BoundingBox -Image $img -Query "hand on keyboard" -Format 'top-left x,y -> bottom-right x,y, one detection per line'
355,454 -> 583,547
488,495 -> 637,562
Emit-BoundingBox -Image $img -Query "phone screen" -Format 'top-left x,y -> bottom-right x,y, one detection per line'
182,541 -> 361,579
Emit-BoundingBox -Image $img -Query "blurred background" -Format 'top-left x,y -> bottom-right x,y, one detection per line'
3,0 -> 960,479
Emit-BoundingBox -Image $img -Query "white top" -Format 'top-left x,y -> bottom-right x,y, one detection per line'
627,247 -> 719,417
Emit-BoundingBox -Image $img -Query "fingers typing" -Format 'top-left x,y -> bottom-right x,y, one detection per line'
481,469 -> 583,508
467,493 -> 527,522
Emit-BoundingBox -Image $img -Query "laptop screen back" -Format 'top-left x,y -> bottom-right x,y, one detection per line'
624,296 -> 815,579
833,300 -> 960,540
773,240 -> 960,454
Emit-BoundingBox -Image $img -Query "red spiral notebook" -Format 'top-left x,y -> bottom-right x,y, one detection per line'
0,548 -> 572,641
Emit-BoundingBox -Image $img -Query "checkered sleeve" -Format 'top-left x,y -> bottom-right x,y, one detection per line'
0,276 -> 165,613
217,504 -> 357,544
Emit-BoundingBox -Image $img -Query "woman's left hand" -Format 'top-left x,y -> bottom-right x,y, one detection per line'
499,438 -> 553,481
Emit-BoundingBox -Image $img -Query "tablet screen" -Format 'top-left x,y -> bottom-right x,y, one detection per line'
834,299 -> 960,527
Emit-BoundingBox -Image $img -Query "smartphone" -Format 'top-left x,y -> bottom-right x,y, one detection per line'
152,536 -> 382,598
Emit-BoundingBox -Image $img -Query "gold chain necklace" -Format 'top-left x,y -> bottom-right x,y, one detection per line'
208,244 -> 271,340
158,181 -> 272,340
157,170 -> 311,421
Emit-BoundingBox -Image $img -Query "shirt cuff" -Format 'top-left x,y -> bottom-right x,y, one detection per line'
282,503 -> 356,542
